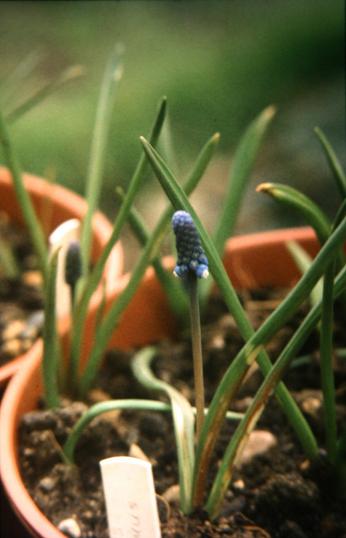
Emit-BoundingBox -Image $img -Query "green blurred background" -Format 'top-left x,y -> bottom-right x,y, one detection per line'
0,0 -> 344,263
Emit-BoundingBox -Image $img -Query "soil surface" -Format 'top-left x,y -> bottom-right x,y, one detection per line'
0,211 -> 43,366
19,289 -> 346,537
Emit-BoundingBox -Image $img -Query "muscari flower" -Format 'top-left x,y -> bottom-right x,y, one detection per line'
65,240 -> 82,288
171,210 -> 209,279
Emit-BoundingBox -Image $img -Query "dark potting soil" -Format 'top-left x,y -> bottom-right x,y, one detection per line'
0,211 -> 43,366
18,289 -> 346,538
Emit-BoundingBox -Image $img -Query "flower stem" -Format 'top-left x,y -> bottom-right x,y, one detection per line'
187,274 -> 205,442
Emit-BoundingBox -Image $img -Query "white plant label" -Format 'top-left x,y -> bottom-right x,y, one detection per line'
49,219 -> 81,318
100,456 -> 162,538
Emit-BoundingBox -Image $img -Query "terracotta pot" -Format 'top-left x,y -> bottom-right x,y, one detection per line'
0,167 -> 124,388
0,227 -> 317,538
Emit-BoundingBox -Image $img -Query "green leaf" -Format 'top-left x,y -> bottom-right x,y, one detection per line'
205,262 -> 346,518
0,110 -> 48,281
63,398 -> 172,464
6,65 -> 84,124
200,106 -> 275,308
315,127 -> 346,199
257,182 -> 331,244
79,134 -> 219,388
80,46 -> 124,277
286,240 -> 323,307
63,394 -> 244,467
0,50 -> 43,106
132,347 -> 195,514
214,105 -> 276,253
140,137 -> 346,505
78,132 -> 220,396
320,258 -> 337,463
115,186 -> 189,322
42,250 -> 60,408
197,215 -> 346,509
0,236 -> 20,279
69,96 -> 167,390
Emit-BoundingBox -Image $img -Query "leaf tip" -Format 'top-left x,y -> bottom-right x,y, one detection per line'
114,185 -> 124,197
256,182 -> 273,193
212,132 -> 221,144
158,96 -> 168,116
64,64 -> 85,81
263,105 -> 277,120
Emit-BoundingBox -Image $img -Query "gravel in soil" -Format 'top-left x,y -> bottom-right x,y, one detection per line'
0,212 -> 43,366
18,289 -> 346,537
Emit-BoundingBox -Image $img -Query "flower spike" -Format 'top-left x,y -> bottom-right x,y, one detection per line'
172,210 -> 209,279
65,240 -> 82,288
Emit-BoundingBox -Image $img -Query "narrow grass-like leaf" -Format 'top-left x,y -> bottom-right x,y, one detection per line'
206,262 -> 346,518
318,203 -> 346,463
140,137 -> 252,337
140,138 -> 346,502
314,127 -> 346,199
336,430 -> 346,496
63,399 -> 172,464
0,50 -> 43,106
0,110 -> 48,281
115,186 -> 188,321
286,240 -> 323,307
94,278 -> 107,329
78,133 -> 220,396
6,65 -> 84,124
160,114 -> 179,175
42,250 -> 60,408
194,217 -> 346,507
63,395 -> 243,467
80,47 -> 123,277
257,182 -> 331,244
334,199 -> 346,229
131,347 -> 243,513
214,106 -> 276,253
258,183 -> 346,279
132,346 -> 195,513
0,236 -> 20,279
69,97 -> 167,389
320,259 -> 337,463
200,106 -> 275,308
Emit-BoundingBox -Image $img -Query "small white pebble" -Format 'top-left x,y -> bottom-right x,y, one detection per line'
26,310 -> 44,329
299,459 -> 311,471
22,270 -> 43,287
129,443 -> 150,462
38,476 -> 55,493
2,320 -> 26,341
233,479 -> 245,490
237,430 -> 277,466
162,484 -> 180,504
210,334 -> 225,350
57,518 -> 81,538
302,396 -> 321,415
1,339 -> 22,356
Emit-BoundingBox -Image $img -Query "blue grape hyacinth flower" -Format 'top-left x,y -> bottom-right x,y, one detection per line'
172,210 -> 209,279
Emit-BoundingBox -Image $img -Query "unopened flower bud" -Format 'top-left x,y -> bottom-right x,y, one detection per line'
171,210 -> 209,279
65,240 -> 82,288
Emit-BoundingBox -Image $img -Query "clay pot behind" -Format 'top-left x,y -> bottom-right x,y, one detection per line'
0,227 -> 317,538
0,167 -> 124,387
